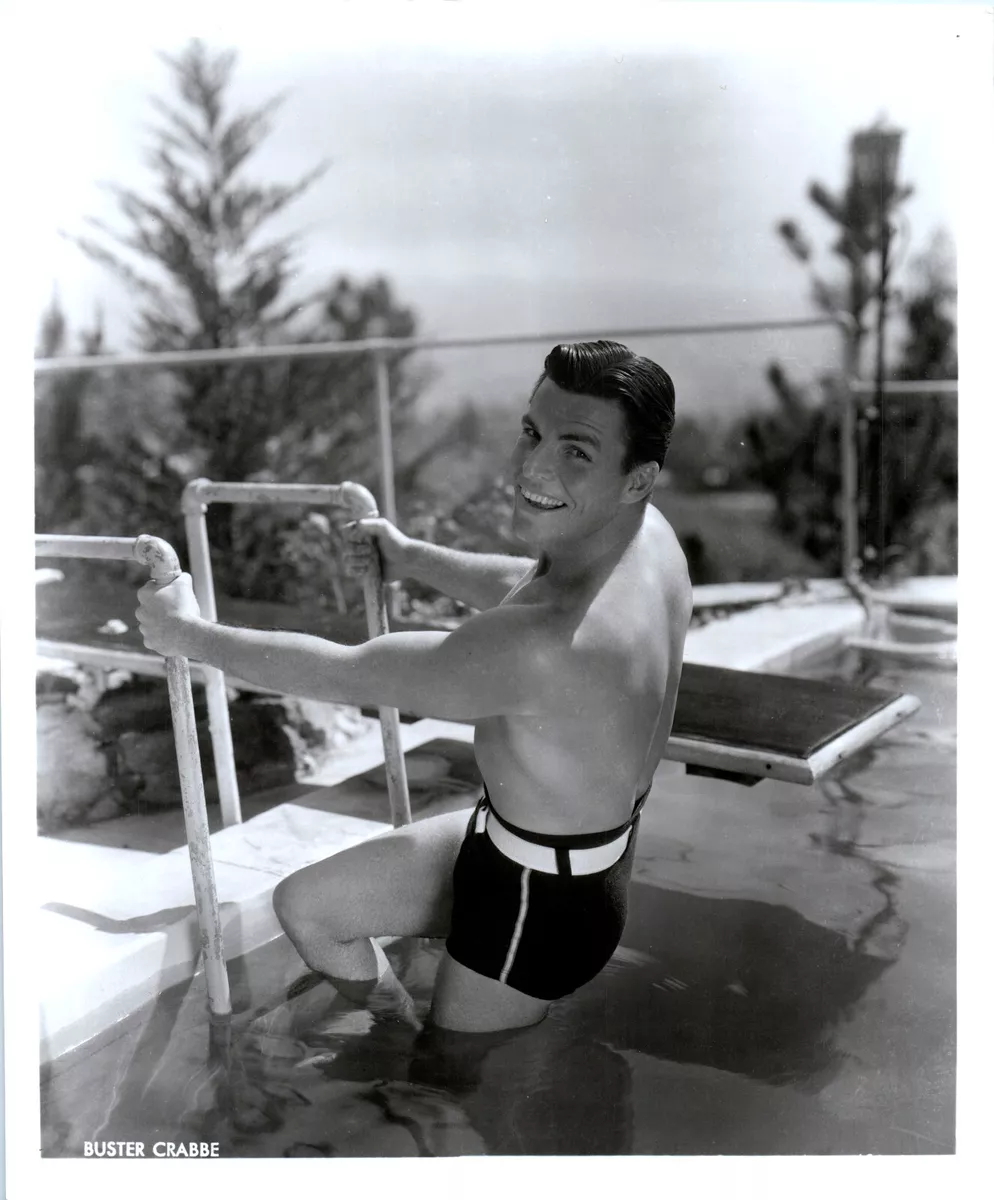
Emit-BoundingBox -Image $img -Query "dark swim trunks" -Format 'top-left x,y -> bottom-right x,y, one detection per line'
445,788 -> 649,1001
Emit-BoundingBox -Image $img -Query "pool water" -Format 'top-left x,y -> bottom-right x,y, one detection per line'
41,651 -> 955,1156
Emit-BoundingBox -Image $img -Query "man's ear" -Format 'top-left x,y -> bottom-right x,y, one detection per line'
624,460 -> 660,502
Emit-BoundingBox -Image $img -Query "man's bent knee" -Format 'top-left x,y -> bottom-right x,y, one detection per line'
272,871 -> 349,944
272,874 -> 305,938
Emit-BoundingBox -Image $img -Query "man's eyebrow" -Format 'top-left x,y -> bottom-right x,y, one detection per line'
520,416 -> 601,448
561,430 -> 601,448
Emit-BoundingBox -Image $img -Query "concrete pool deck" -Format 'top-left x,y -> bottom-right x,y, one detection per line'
38,592 -> 870,1064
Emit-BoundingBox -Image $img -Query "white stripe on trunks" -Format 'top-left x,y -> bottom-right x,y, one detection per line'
499,867 -> 532,984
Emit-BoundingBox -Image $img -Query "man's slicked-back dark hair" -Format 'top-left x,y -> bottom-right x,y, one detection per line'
535,340 -> 676,471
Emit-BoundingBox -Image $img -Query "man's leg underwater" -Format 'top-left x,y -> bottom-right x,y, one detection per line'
271,807 -> 469,1015
273,804 -> 554,1033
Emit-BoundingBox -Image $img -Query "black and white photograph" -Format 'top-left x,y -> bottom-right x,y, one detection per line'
2,0 -> 988,1191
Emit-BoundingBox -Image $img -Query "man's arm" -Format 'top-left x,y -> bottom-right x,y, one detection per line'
402,541 -> 536,611
346,518 -> 534,611
137,575 -> 556,720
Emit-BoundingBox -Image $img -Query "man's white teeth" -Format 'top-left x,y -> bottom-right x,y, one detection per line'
521,488 -> 565,509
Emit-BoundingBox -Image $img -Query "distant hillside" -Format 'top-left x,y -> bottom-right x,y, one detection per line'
654,490 -> 824,584
413,322 -> 839,420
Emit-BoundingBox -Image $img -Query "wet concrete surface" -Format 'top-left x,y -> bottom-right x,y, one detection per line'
41,653 -> 955,1156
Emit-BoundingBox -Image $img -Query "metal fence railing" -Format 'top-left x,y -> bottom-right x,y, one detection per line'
34,316 -> 845,529
35,315 -> 956,647
36,315 -> 955,578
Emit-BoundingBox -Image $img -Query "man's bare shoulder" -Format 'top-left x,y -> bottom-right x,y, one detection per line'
641,505 -> 692,599
449,597 -> 566,661
441,600 -> 571,715
645,502 -> 685,554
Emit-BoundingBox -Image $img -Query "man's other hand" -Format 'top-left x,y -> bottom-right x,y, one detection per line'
343,517 -> 412,583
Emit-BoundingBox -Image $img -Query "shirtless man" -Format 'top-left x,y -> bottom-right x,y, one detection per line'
136,340 -> 692,1035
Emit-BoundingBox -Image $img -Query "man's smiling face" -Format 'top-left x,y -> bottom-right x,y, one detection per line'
509,377 -> 638,551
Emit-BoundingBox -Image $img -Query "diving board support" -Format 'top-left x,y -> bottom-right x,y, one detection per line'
182,478 -> 413,829
34,534 -> 232,1020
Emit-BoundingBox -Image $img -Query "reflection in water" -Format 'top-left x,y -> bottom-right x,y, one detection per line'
41,874 -> 902,1157
41,653 -> 955,1157
212,941 -> 638,1157
817,759 -> 909,962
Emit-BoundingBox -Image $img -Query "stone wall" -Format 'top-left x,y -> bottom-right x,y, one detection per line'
35,664 -> 372,831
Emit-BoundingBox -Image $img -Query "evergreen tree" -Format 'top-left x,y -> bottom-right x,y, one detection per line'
738,122 -> 956,578
35,297 -> 197,559
884,232 -> 957,572
775,121 -> 914,378
71,39 -> 422,598
742,229 -> 957,575
34,297 -> 104,532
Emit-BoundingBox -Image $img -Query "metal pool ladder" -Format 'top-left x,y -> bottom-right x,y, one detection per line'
180,477 -> 412,830
35,485 -> 414,1021
35,533 -> 232,1019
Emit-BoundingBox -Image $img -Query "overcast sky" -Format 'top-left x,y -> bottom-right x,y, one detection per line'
19,1 -> 983,414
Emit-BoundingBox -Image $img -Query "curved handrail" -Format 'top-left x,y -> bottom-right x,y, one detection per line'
181,478 -> 413,828
34,533 -> 231,1018
181,478 -> 381,516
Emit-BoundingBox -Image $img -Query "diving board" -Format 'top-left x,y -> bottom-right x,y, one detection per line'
666,663 -> 919,786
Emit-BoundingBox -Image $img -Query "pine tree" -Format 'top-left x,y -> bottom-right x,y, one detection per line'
742,230 -> 957,575
775,121 -> 914,378
71,39 -> 422,598
34,296 -> 104,532
742,126 -> 956,578
884,232 -> 957,572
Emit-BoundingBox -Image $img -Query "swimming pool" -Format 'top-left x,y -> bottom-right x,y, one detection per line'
40,648 -> 955,1156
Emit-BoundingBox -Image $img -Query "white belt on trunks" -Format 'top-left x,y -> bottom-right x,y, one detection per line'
476,805 -> 633,876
